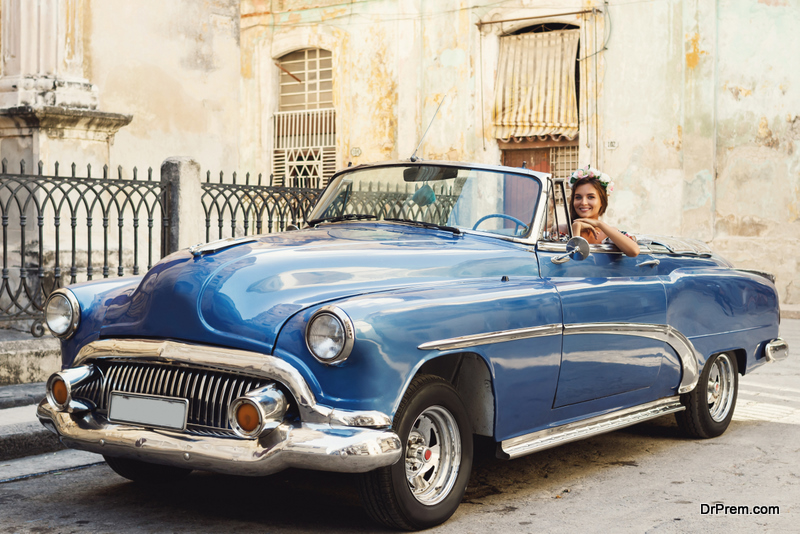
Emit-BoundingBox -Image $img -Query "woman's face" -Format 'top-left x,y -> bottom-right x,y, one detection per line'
573,183 -> 602,219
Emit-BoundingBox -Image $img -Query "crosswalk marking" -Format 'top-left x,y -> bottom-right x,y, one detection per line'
733,400 -> 800,424
740,381 -> 800,396
731,375 -> 800,424
738,389 -> 800,403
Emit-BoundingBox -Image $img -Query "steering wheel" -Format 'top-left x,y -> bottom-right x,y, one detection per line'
472,214 -> 529,235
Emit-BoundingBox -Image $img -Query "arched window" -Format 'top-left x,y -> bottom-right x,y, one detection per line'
273,49 -> 335,186
277,49 -> 333,111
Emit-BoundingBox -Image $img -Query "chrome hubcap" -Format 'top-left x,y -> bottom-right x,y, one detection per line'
404,405 -> 461,506
706,353 -> 735,422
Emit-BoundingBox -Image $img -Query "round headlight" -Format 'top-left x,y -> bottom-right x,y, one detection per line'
44,290 -> 79,338
305,307 -> 355,364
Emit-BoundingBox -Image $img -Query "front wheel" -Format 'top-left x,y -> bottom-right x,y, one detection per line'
358,375 -> 473,530
675,352 -> 739,439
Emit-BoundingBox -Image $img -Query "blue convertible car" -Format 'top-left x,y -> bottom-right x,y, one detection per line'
38,160 -> 788,529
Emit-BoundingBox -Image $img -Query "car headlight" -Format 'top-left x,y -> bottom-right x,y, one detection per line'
44,289 -> 80,338
305,306 -> 355,364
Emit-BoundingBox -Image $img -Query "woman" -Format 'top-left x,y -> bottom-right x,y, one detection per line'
569,167 -> 639,257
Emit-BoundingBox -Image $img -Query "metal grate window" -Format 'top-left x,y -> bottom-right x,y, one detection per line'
549,146 -> 580,182
273,49 -> 336,186
278,49 -> 333,111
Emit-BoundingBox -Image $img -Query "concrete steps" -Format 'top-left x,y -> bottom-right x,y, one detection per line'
0,382 -> 65,462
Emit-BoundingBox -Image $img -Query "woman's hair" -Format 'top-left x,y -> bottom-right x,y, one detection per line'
569,177 -> 609,220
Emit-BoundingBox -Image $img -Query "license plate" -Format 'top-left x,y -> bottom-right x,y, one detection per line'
109,392 -> 188,431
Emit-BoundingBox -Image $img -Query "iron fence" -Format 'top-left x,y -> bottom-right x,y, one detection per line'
340,182 -> 457,225
0,161 -> 168,335
201,171 -> 322,241
0,160 -> 459,337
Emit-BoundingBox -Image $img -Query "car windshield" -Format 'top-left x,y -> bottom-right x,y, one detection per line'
307,164 -> 541,237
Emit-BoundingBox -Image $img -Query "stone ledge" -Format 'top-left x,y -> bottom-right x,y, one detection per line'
0,422 -> 64,462
782,305 -> 800,320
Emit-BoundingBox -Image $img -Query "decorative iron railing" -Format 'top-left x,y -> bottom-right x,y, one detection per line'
341,183 -> 458,225
201,171 -> 322,241
1,160 -> 458,336
272,108 -> 336,187
0,161 -> 168,335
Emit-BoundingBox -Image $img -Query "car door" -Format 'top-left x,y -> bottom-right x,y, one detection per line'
537,182 -> 670,412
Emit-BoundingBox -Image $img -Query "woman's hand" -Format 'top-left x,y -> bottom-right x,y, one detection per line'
573,218 -> 640,257
572,219 -> 600,241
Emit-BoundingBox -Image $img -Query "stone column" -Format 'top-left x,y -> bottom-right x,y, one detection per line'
161,158 -> 205,254
0,0 -> 131,170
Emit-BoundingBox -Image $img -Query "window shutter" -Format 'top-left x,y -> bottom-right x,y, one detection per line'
494,30 -> 580,140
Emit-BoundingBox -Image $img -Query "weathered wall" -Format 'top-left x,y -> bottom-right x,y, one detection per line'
242,0 -> 798,304
85,0 -> 242,175
711,0 -> 800,304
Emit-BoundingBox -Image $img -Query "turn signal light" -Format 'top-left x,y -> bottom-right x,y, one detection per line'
52,378 -> 69,406
235,402 -> 260,432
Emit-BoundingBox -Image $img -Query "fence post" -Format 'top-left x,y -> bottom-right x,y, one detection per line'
161,158 -> 204,254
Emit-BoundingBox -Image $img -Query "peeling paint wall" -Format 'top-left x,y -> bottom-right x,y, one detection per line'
240,0 -> 798,304
712,0 -> 800,304
86,0 -> 241,174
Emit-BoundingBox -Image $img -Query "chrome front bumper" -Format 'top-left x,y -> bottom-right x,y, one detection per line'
38,400 -> 402,476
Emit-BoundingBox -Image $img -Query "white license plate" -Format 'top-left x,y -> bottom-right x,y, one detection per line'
109,392 -> 188,431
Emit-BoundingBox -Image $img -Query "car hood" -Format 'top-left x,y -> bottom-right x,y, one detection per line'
99,223 -> 539,354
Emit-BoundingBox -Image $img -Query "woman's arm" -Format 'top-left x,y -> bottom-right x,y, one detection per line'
573,218 -> 640,257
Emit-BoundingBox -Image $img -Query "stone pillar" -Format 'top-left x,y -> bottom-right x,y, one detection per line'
161,158 -> 205,254
0,0 -> 131,170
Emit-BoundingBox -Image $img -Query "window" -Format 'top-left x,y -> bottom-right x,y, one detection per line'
496,24 -> 581,195
494,25 -> 580,141
273,49 -> 336,187
278,49 -> 333,111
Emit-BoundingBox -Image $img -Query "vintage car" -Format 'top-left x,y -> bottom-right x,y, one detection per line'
38,160 -> 788,530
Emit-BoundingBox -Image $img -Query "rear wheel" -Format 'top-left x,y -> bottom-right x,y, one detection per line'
676,352 -> 738,439
358,375 -> 473,530
104,455 -> 192,484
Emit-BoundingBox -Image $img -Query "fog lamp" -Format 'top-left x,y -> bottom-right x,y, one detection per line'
51,377 -> 69,406
235,402 -> 260,433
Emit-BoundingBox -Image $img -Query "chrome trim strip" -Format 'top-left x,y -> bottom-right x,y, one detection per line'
417,324 -> 562,351
74,339 -> 392,427
419,322 -> 700,394
37,400 -> 402,476
537,241 -> 648,255
501,397 -> 684,459
563,323 -> 701,394
765,338 -> 789,363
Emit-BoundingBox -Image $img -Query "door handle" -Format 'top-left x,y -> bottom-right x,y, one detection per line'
636,259 -> 660,268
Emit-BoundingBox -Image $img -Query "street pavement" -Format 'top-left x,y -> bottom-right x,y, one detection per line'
0,320 -> 797,532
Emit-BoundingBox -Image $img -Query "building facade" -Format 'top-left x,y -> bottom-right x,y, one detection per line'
0,0 -> 796,306
240,0 -> 800,306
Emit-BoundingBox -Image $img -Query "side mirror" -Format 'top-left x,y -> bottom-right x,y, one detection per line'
551,237 -> 590,264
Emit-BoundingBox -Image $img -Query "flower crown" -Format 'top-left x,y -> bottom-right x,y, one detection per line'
569,166 -> 614,195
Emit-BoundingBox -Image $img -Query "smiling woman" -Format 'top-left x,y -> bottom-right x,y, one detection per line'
568,166 -> 639,257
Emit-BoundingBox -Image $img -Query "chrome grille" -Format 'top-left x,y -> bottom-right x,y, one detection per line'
73,360 -> 272,435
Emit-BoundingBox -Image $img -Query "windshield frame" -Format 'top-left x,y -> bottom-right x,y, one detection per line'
307,160 -> 549,244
